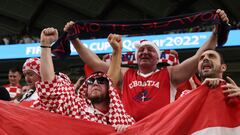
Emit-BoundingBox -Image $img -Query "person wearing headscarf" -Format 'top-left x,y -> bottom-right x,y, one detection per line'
13,58 -> 41,107
33,28 -> 134,132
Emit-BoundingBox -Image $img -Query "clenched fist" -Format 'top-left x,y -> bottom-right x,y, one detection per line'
40,27 -> 58,47
107,33 -> 122,52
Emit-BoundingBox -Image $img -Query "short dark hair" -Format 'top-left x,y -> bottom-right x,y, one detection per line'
9,67 -> 22,76
215,50 -> 225,64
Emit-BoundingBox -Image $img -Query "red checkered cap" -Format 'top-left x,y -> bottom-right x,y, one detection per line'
134,40 -> 160,61
22,58 -> 41,76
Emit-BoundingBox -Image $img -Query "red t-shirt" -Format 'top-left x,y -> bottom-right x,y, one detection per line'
176,74 -> 202,98
122,68 -> 172,121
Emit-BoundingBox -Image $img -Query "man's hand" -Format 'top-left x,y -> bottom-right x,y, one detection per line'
213,9 -> 230,34
40,27 -> 58,47
74,76 -> 85,91
114,124 -> 129,133
64,21 -> 75,33
202,78 -> 225,88
222,76 -> 240,98
107,33 -> 122,52
63,21 -> 80,41
216,9 -> 229,24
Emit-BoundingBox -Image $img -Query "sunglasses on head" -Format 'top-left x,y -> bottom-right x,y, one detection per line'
86,77 -> 108,85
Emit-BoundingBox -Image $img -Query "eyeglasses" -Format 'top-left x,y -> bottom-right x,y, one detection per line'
86,77 -> 108,85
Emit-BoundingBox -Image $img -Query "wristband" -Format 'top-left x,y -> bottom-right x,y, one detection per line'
40,46 -> 51,48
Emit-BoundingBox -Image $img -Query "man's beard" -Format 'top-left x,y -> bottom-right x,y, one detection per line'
87,93 -> 109,104
199,69 -> 217,80
199,61 -> 217,80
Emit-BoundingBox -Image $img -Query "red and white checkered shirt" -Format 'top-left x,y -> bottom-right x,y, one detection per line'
3,84 -> 22,99
33,72 -> 135,127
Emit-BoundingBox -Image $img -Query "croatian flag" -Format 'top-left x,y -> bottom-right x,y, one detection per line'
124,85 -> 240,135
0,85 -> 239,135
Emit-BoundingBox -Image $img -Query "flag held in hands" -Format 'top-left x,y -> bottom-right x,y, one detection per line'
1,84 -> 240,134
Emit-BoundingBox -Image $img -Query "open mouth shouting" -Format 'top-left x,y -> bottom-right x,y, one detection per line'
202,61 -> 213,72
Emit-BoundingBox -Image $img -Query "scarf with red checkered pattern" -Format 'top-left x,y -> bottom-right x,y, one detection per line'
78,72 -> 135,127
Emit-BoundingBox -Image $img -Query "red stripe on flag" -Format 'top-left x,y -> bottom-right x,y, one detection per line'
124,85 -> 240,135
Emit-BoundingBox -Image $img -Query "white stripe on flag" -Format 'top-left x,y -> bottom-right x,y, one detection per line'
192,125 -> 240,135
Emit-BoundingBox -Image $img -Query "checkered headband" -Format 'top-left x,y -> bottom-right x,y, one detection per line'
22,58 -> 41,76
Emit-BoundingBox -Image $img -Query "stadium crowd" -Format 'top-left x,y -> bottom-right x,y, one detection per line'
0,9 -> 240,134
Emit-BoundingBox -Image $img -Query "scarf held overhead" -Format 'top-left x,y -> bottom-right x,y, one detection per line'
52,10 -> 230,58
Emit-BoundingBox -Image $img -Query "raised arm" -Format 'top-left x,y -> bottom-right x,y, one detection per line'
64,21 -> 109,73
40,27 -> 58,81
169,9 -> 230,87
107,34 -> 122,86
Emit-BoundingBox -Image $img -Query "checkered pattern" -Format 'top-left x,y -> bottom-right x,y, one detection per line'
105,50 -> 179,66
159,50 -> 179,66
22,58 -> 41,76
33,72 -> 135,127
3,84 -> 22,99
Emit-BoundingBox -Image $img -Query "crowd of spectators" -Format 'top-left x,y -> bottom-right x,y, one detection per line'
0,34 -> 40,45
